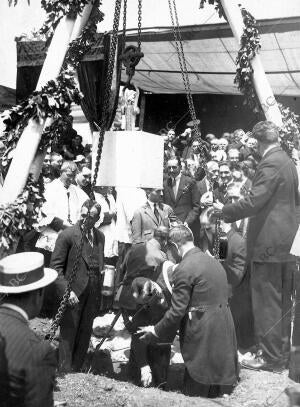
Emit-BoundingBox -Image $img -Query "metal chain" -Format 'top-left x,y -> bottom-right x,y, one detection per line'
92,0 -> 122,188
48,0 -> 122,342
137,0 -> 142,51
168,0 -> 221,259
213,216 -> 221,260
122,0 -> 127,50
48,220 -> 87,342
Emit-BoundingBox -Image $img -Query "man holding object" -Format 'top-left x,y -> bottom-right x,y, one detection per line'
214,121 -> 300,371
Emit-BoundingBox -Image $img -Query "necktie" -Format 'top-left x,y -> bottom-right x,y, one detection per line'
87,229 -> 93,246
153,203 -> 160,223
172,178 -> 177,198
66,191 -> 72,224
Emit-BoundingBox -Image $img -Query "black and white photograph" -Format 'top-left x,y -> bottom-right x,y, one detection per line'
0,0 -> 300,406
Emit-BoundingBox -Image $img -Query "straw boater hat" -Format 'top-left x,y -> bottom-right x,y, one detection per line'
0,252 -> 57,294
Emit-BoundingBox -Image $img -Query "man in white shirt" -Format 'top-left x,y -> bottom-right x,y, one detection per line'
36,161 -> 88,265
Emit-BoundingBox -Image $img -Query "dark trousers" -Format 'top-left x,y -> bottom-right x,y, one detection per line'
59,281 -> 97,373
129,334 -> 171,389
183,369 -> 234,398
230,266 -> 255,351
251,261 -> 296,363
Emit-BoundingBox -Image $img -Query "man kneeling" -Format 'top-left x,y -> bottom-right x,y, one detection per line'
128,276 -> 173,388
138,225 -> 239,398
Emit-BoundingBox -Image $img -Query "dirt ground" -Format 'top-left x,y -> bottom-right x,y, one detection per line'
30,316 -> 297,407
54,369 -> 294,407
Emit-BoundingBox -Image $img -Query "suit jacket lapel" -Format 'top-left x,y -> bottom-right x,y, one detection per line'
175,175 -> 185,203
144,203 -> 159,226
73,223 -> 91,266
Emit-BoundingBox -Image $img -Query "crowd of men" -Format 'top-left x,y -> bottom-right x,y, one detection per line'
0,117 -> 300,405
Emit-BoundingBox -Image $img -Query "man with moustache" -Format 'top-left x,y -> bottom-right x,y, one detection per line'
51,200 -> 105,373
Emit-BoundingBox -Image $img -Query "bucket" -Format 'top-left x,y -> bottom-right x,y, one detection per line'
101,265 -> 116,296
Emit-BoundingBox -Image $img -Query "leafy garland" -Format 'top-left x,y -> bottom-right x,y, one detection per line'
64,2 -> 104,68
40,0 -> 96,39
199,0 -> 225,19
1,0 -> 104,252
1,70 -> 83,170
199,3 -> 300,151
234,7 -> 261,113
0,175 -> 45,253
278,103 -> 300,155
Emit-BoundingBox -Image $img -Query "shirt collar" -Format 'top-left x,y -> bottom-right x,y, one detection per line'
1,303 -> 29,321
182,244 -> 195,258
174,172 -> 181,182
262,144 -> 278,158
147,200 -> 155,211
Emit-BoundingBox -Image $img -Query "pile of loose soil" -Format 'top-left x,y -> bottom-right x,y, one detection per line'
31,316 -> 297,407
54,369 -> 294,407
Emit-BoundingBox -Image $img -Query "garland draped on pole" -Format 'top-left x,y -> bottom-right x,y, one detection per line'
0,175 -> 45,251
234,8 -> 261,113
0,0 -> 104,254
1,71 -> 83,170
200,1 -> 300,151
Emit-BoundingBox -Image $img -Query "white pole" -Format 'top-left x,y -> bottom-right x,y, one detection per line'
220,0 -> 283,127
0,3 -> 94,204
70,2 -> 95,41
36,15 -> 77,90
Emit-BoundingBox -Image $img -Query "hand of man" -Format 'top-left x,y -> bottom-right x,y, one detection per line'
200,191 -> 213,207
68,291 -> 79,307
137,326 -> 157,344
141,365 -> 152,387
213,200 -> 224,213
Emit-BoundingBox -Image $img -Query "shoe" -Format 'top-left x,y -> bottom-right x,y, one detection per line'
241,354 -> 284,372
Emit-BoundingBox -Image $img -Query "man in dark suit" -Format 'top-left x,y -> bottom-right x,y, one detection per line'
0,252 -> 58,407
197,160 -> 219,250
197,160 -> 219,199
214,121 -> 300,370
138,225 -> 238,398
131,188 -> 178,244
116,226 -> 179,387
51,199 -> 105,373
163,157 -> 200,244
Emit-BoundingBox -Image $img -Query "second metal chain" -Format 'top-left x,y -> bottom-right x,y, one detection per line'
168,0 -> 222,260
137,0 -> 142,51
92,0 -> 122,188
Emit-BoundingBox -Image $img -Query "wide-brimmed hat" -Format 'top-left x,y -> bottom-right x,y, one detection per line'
0,252 -> 57,294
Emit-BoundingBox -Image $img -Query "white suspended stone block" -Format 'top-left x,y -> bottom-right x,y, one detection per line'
92,131 -> 164,188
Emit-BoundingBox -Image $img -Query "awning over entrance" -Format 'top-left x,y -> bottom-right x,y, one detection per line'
16,17 -> 300,96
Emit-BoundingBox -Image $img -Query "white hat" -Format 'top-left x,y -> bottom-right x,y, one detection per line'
0,252 -> 57,294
